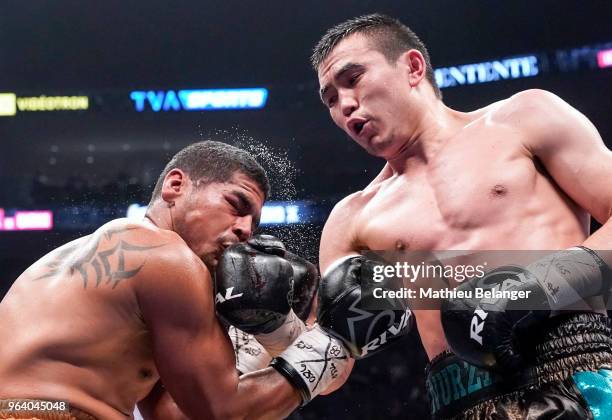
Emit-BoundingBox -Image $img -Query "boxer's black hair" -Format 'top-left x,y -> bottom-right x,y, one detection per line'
311,13 -> 441,99
149,141 -> 270,205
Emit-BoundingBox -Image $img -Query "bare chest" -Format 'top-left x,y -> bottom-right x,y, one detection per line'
355,131 -> 565,251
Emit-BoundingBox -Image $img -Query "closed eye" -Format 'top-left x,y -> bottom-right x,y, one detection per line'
327,95 -> 337,108
227,196 -> 247,215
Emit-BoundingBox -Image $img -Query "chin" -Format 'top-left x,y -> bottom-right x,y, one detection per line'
367,140 -> 392,157
201,254 -> 218,271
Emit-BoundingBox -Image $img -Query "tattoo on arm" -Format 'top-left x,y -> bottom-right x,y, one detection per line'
35,227 -> 166,289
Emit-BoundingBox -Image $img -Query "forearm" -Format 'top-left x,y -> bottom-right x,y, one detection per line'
145,371 -> 299,420
232,368 -> 301,420
582,217 -> 612,265
138,382 -> 189,420
144,394 -> 190,420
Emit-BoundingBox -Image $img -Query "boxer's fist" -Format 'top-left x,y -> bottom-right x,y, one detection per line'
442,247 -> 610,371
215,236 -> 293,334
215,235 -> 318,336
441,265 -> 555,371
286,252 -> 319,322
247,235 -> 320,321
317,256 -> 414,358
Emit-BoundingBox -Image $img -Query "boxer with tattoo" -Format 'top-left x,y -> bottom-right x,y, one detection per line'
0,141 -> 351,420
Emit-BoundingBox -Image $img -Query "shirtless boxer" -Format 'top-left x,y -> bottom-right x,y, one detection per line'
312,14 -> 612,419
0,141 -> 352,420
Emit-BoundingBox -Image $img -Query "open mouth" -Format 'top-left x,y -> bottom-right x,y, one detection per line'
355,121 -> 365,134
349,119 -> 368,137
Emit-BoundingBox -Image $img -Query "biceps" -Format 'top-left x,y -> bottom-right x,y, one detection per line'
137,382 -> 189,420
537,124 -> 612,223
151,319 -> 239,418
319,223 -> 357,273
319,207 -> 360,273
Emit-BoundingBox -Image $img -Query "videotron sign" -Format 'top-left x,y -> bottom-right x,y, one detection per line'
129,88 -> 268,112
0,93 -> 89,116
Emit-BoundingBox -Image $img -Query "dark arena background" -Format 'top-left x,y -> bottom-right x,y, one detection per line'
1,1 -> 611,418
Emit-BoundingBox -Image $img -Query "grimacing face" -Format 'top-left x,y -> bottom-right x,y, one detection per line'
318,34 -> 418,159
173,171 -> 264,269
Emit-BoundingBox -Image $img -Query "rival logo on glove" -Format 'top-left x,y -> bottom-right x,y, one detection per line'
215,286 -> 244,303
360,308 -> 412,356
470,307 -> 488,345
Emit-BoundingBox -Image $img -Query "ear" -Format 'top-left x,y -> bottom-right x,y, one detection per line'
398,49 -> 427,88
160,168 -> 188,204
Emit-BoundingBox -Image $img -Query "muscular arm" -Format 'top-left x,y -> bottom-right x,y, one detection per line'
136,249 -> 300,420
319,163 -> 392,272
518,90 -> 612,255
319,194 -> 362,273
137,381 -> 189,420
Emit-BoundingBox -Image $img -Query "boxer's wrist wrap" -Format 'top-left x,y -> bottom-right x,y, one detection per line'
270,325 -> 349,406
255,310 -> 306,357
575,246 -> 612,300
527,246 -> 609,310
228,326 -> 272,374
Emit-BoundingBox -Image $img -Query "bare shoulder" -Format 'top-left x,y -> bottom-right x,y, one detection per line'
115,220 -> 206,280
492,89 -> 600,152
91,218 -> 207,291
128,221 -> 213,317
335,166 -> 391,213
320,187 -> 379,270
25,218 -> 190,288
326,189 -> 370,230
490,89 -> 582,129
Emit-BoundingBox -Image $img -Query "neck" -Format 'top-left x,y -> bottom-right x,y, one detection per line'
145,201 -> 174,231
386,101 -> 469,174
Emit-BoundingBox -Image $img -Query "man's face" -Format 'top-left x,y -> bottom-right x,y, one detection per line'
318,34 -> 415,158
173,171 -> 265,269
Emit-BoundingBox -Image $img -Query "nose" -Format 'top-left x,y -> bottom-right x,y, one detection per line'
339,90 -> 358,117
233,215 -> 253,241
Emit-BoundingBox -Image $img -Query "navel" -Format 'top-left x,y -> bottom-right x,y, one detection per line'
139,368 -> 153,379
395,240 -> 407,251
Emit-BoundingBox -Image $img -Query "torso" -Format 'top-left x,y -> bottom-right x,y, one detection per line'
344,104 -> 590,358
0,219 -> 182,419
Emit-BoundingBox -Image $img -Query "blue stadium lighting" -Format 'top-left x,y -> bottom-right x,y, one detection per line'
126,201 -> 302,225
435,55 -> 539,89
260,203 -> 301,225
179,89 -> 268,110
129,88 -> 268,112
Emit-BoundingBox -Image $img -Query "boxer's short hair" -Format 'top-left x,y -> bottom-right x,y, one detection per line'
311,13 -> 442,99
150,141 -> 270,204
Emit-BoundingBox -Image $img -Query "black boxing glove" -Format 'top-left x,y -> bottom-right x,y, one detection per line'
215,235 -> 293,334
287,252 -> 319,322
215,235 -> 318,355
317,255 -> 414,358
248,235 -> 320,321
441,246 -> 610,371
